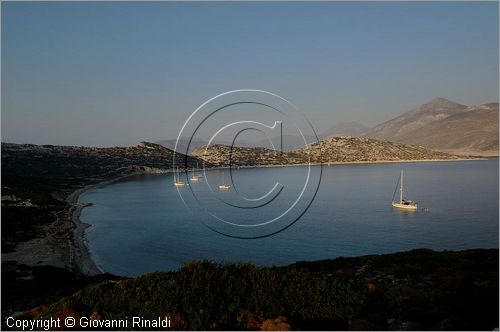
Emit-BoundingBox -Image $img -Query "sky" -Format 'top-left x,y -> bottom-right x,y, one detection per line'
1,1 -> 499,147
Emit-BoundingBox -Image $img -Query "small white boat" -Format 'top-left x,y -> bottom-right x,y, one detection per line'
391,170 -> 417,210
195,162 -> 203,179
174,167 -> 185,187
218,184 -> 230,190
218,170 -> 230,191
190,167 -> 199,181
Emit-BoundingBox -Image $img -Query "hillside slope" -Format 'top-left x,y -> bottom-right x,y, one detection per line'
192,145 -> 308,166
391,103 -> 498,155
298,137 -> 459,163
192,137 -> 460,166
1,141 -> 203,180
365,98 -> 498,156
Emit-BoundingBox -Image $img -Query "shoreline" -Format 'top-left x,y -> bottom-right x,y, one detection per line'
224,157 -> 487,169
67,174 -> 143,276
68,156 -> 488,276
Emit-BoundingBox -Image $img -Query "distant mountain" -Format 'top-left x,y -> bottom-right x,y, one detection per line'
319,122 -> 370,139
192,136 -> 460,166
364,98 -> 498,156
161,98 -> 498,156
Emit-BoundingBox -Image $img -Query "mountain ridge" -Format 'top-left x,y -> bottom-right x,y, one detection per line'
157,97 -> 498,156
363,98 -> 498,156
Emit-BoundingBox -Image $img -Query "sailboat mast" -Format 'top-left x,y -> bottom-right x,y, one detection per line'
400,170 -> 403,203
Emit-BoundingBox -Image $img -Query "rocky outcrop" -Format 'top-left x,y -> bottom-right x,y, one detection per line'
192,136 -> 461,166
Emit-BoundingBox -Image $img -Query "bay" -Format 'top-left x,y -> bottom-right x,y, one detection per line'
79,159 -> 499,276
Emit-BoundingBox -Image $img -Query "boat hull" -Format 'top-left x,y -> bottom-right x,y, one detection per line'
392,202 -> 417,210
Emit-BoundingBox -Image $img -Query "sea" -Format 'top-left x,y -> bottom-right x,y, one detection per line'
79,158 -> 499,276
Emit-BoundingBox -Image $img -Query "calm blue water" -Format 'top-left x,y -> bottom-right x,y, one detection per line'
79,159 -> 499,276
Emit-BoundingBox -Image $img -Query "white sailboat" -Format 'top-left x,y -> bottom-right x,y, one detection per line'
218,169 -> 230,190
190,166 -> 199,181
391,170 -> 417,210
174,167 -> 185,187
195,163 -> 203,179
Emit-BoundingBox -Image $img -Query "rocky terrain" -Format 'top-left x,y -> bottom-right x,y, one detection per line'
193,136 -> 461,166
299,136 -> 460,163
1,141 -> 201,181
364,98 -> 499,156
192,144 -> 309,166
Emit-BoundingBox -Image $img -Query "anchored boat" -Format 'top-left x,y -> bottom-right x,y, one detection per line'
174,167 -> 185,187
190,166 -> 199,181
391,170 -> 417,210
218,169 -> 231,190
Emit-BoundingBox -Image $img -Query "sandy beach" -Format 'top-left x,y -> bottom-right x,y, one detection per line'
66,174 -> 153,276
66,185 -> 103,276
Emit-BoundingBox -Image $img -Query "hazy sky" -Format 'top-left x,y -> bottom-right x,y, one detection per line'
2,1 -> 498,146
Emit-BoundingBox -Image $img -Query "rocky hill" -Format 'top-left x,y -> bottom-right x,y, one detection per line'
192,144 -> 308,166
298,136 -> 459,163
364,98 -> 498,156
192,137 -> 460,166
1,141 -> 203,181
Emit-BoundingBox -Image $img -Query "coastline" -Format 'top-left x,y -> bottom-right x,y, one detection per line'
67,185 -> 103,276
67,175 -> 144,276
67,156 -> 487,276
207,157 -> 487,170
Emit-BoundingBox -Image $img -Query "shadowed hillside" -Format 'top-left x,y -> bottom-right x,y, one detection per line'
19,249 -> 499,331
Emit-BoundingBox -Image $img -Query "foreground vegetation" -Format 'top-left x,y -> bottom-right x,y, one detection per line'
19,249 -> 499,330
